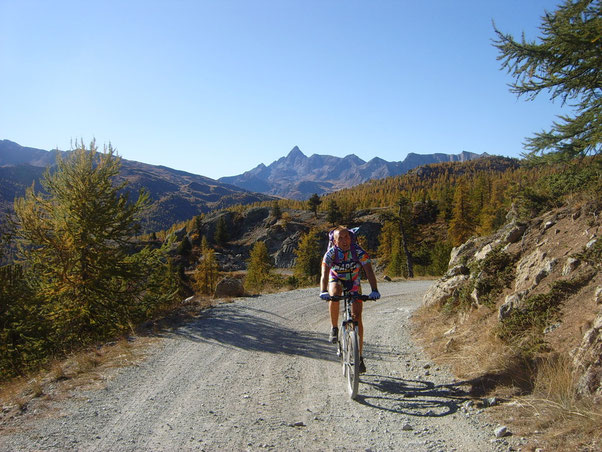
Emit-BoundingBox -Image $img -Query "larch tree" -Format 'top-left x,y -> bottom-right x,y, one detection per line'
494,0 -> 601,163
448,182 -> 476,247
293,229 -> 322,283
245,241 -> 272,292
13,141 -> 169,346
193,242 -> 219,295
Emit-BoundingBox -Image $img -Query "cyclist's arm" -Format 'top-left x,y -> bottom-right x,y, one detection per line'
320,262 -> 330,293
363,261 -> 379,293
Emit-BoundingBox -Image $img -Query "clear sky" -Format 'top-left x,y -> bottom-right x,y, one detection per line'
1,0 -> 567,180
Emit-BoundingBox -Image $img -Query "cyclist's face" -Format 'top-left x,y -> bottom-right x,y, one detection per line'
334,230 -> 351,251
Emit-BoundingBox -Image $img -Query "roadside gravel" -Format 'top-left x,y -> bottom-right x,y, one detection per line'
0,280 -> 523,451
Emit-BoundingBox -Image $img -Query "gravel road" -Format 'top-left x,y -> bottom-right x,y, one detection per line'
0,281 -> 521,451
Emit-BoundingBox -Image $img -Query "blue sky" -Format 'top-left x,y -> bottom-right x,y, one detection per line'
1,0 -> 567,179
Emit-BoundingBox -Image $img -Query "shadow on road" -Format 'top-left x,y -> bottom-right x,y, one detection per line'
356,375 -> 472,417
165,304 -> 339,362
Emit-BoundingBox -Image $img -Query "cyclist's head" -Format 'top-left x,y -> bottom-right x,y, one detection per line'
333,226 -> 351,251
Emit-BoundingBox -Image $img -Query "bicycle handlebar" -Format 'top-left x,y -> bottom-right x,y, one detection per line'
326,294 -> 372,302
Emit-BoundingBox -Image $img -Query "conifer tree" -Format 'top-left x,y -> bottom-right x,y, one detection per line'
494,0 -> 601,162
271,200 -> 282,220
245,241 -> 272,291
448,182 -> 476,246
215,216 -> 229,246
294,229 -> 322,283
193,244 -> 219,295
386,237 -> 404,277
396,196 -> 414,278
13,141 -> 168,346
326,200 -> 341,225
308,193 -> 322,217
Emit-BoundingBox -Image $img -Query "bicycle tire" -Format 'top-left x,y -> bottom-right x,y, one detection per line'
345,327 -> 360,399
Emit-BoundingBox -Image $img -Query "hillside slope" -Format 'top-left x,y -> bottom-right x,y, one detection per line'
0,140 -> 274,231
419,201 -> 601,449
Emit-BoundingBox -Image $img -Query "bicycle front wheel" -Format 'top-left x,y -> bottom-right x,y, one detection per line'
345,327 -> 360,399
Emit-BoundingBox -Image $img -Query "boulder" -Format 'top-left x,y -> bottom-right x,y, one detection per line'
562,257 -> 581,276
504,223 -> 527,244
447,265 -> 470,277
214,277 -> 245,298
573,312 -> 602,400
498,291 -> 528,321
273,233 -> 301,268
423,274 -> 470,307
515,249 -> 552,292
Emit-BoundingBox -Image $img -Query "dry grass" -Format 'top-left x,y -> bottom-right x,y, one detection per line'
511,354 -> 602,451
0,336 -> 155,429
412,303 -> 602,451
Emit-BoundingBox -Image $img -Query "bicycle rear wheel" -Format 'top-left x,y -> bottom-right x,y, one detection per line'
345,327 -> 360,399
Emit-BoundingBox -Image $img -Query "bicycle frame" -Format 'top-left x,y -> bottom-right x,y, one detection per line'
329,290 -> 369,399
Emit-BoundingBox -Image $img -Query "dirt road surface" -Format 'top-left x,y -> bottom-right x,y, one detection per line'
0,281 -> 520,451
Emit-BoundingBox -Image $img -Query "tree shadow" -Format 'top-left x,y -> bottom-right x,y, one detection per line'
163,303 -> 339,362
356,374 -> 473,417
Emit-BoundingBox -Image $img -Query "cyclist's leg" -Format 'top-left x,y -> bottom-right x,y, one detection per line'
328,280 -> 342,328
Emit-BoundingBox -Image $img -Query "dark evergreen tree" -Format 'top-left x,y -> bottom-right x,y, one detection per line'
271,200 -> 282,220
215,216 -> 229,246
308,193 -> 322,217
326,200 -> 341,225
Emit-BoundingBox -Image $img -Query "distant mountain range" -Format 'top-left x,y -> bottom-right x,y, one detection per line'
0,139 -> 492,231
0,140 -> 274,232
219,146 -> 489,199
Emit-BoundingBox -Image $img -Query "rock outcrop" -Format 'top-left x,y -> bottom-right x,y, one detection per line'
423,217 -> 526,308
423,203 -> 601,399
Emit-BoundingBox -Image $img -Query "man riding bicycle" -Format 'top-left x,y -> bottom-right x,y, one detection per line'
320,226 -> 380,373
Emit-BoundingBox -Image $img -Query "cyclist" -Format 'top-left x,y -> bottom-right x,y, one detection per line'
320,226 -> 380,373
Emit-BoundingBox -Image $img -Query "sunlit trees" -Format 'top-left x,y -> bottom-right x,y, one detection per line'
245,241 -> 272,291
494,0 -> 602,163
193,238 -> 220,295
12,141 -> 175,348
294,229 -> 322,283
448,181 -> 476,247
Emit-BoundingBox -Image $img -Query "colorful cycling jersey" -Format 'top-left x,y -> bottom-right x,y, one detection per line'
322,245 -> 371,284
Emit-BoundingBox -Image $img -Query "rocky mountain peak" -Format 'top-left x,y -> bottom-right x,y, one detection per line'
287,146 -> 305,158
219,147 -> 487,200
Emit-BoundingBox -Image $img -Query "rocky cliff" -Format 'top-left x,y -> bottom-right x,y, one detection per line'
423,202 -> 601,400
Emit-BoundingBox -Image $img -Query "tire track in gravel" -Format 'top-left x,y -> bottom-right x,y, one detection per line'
0,281 -> 519,452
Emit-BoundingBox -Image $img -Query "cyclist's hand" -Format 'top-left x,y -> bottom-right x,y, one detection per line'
369,290 -> 381,300
319,292 -> 331,301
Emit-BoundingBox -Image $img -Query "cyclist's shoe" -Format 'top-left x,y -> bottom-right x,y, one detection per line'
329,327 -> 338,344
359,357 -> 366,374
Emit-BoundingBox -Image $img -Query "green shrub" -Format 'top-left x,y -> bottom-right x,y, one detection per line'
497,272 -> 595,355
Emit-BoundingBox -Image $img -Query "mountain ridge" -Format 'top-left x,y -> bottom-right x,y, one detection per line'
0,140 -> 274,232
219,146 -> 489,199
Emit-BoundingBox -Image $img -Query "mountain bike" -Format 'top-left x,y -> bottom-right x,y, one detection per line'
328,290 -> 371,399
